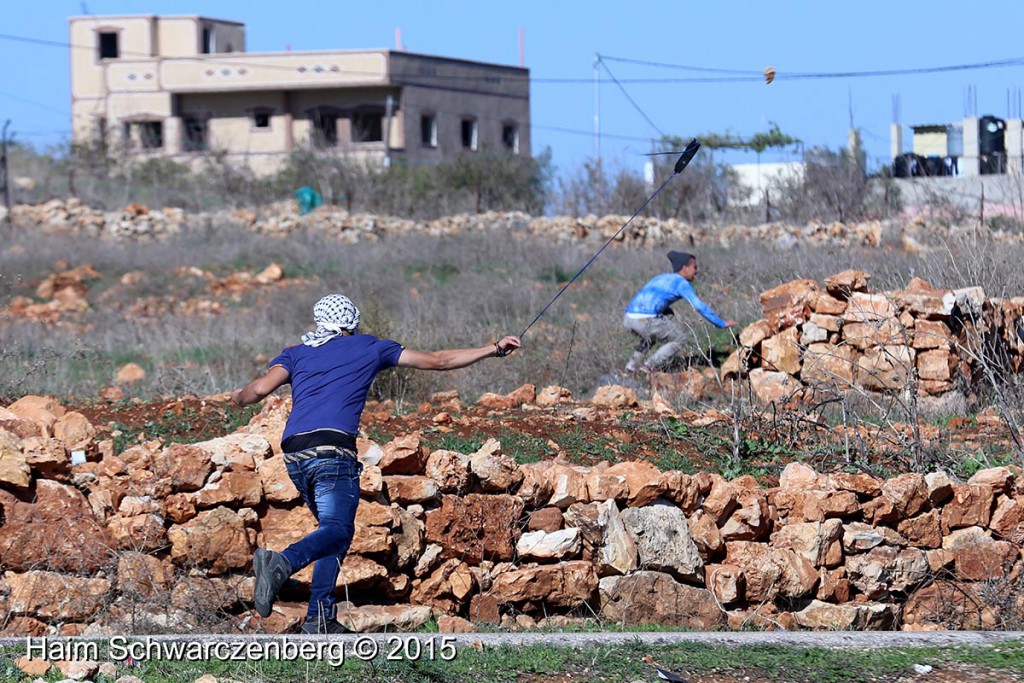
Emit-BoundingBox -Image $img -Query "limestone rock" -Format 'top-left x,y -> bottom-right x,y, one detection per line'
599,571 -> 725,629
621,500 -> 703,581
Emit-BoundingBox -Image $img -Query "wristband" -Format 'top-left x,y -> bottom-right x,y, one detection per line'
494,342 -> 507,358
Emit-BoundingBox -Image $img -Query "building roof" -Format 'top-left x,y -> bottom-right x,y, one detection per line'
68,15 -> 245,26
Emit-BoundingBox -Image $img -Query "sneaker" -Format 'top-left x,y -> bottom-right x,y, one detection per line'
253,548 -> 292,618
299,616 -> 349,634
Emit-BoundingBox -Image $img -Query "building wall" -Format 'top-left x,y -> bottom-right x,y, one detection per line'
178,91 -> 289,155
69,15 -> 531,171
390,52 -> 530,162
913,131 -> 948,157
730,162 -> 804,205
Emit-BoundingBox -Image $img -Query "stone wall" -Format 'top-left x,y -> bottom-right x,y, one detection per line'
8,198 -> 1024,251
1,389 -> 1023,635
724,270 -> 1024,403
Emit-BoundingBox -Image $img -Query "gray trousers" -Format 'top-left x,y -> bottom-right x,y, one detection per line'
624,314 -> 689,370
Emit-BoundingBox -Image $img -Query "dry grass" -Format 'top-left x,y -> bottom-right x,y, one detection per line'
3,223 -> 1024,407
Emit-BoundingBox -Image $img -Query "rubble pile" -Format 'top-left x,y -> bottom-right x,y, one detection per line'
1,261 -> 296,326
11,199 -> 186,240
724,269 -> 1024,403
1,388 -> 1022,637
9,198 -> 1021,249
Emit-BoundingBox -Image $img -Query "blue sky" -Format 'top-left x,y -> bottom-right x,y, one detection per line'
2,1 -> 1024,175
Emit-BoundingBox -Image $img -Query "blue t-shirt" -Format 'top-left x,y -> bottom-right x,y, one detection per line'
625,273 -> 727,328
270,334 -> 404,441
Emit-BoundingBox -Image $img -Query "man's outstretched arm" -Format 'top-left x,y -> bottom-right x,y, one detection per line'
232,365 -> 290,407
398,335 -> 521,371
678,282 -> 736,328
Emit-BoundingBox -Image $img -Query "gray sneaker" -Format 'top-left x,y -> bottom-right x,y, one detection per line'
253,548 -> 292,618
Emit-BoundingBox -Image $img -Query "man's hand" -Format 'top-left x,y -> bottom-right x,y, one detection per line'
495,335 -> 522,357
230,388 -> 244,407
724,320 -> 739,328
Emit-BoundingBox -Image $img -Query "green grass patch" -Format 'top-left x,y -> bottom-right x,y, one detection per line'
1,639 -> 1022,683
552,426 -> 619,463
110,403 -> 260,452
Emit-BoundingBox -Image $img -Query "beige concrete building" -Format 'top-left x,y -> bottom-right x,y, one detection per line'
70,15 -> 530,172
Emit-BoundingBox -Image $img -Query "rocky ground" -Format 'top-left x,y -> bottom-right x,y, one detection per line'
69,388 -> 1014,485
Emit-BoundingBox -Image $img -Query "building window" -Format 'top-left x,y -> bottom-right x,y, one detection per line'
351,111 -> 383,143
421,114 -> 437,148
202,26 -> 214,54
251,109 -> 272,130
502,123 -> 519,153
98,31 -> 119,60
139,121 -> 163,149
461,118 -> 478,151
183,115 -> 209,152
310,110 -> 339,147
95,118 -> 107,147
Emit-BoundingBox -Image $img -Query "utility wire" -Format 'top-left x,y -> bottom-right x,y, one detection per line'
9,30 -> 1020,85
0,31 -> 760,84
600,55 -> 763,76
601,53 -> 1024,80
0,89 -> 69,117
598,55 -> 665,138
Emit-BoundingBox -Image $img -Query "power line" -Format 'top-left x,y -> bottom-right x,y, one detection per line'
598,56 -> 665,138
0,30 -> 766,85
600,55 -> 762,76
531,123 -> 651,143
0,89 -> 69,116
601,52 -> 1024,80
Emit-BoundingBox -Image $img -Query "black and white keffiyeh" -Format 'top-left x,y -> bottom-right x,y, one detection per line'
301,294 -> 361,347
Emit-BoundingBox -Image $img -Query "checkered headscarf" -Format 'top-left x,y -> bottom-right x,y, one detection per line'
301,294 -> 360,347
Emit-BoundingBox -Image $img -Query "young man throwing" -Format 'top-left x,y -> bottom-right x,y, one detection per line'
231,293 -> 521,633
624,251 -> 736,374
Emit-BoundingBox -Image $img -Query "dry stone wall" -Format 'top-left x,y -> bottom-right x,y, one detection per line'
1,389 -> 1023,635
725,270 -> 1024,403
9,198 -> 1023,250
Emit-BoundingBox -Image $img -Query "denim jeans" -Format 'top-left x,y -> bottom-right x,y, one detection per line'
279,452 -> 362,622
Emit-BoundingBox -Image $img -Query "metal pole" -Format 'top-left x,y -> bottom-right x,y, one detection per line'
593,53 -> 600,163
1,120 -> 10,230
383,95 -> 394,169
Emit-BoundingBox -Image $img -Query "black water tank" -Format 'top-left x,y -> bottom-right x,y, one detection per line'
981,151 -> 1007,175
980,116 -> 1006,155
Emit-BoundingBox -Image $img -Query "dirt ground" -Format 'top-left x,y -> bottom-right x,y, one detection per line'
70,388 -> 1017,485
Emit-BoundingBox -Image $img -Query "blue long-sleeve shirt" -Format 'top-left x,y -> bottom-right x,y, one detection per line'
625,273 -> 728,328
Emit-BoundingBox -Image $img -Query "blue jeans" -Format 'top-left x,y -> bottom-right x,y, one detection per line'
279,452 -> 362,622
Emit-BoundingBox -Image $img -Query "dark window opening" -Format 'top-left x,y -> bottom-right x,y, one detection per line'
98,32 -> 119,59
351,111 -> 383,143
421,114 -> 437,148
461,118 -> 478,151
202,27 -> 213,54
139,121 -> 163,149
252,110 -> 272,129
502,123 -> 519,153
95,118 -> 107,147
310,110 -> 338,147
183,115 -> 209,152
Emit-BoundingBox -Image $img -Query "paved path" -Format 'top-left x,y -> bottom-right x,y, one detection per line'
2,630 -> 1022,650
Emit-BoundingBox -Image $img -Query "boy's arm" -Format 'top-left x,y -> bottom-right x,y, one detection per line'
678,281 -> 733,328
397,336 -> 521,370
231,365 -> 290,406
